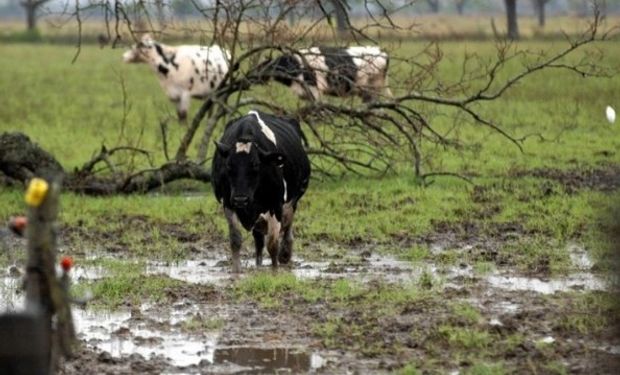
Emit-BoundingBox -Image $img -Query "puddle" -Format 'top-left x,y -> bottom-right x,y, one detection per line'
73,305 -> 220,367
147,259 -> 232,285
146,254 -> 420,284
568,243 -> 594,270
211,346 -> 324,373
295,255 -> 469,284
492,300 -> 520,314
0,270 -> 24,311
486,272 -> 607,295
71,265 -> 107,281
599,344 -> 620,355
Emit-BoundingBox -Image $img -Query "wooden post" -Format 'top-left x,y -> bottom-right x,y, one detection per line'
23,177 -> 77,373
0,312 -> 48,375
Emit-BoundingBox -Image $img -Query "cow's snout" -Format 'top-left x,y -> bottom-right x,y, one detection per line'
232,195 -> 250,208
123,50 -> 137,63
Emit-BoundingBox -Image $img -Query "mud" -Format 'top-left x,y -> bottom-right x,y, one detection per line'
511,165 -> 620,193
2,235 -> 620,374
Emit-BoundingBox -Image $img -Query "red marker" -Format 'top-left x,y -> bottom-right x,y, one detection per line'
8,216 -> 27,237
60,256 -> 74,272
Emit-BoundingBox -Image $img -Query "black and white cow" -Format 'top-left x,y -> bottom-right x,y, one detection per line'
212,111 -> 311,272
123,34 -> 230,121
256,46 -> 392,102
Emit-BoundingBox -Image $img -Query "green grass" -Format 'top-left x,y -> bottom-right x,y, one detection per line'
72,258 -> 184,308
395,364 -> 422,375
465,362 -> 507,375
553,291 -> 620,335
1,27 -> 618,375
181,315 -> 225,332
437,325 -> 492,350
1,42 -> 618,261
451,303 -> 483,325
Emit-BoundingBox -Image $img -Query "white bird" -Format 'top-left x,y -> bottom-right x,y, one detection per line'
606,105 -> 616,124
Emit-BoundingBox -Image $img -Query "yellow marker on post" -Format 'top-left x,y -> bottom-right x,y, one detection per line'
25,178 -> 49,207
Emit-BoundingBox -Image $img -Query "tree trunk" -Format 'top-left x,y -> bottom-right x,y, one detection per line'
534,0 -> 546,27
504,0 -> 519,40
456,0 -> 466,15
26,4 -> 36,30
332,0 -> 348,36
427,0 -> 440,13
0,132 -> 211,195
0,132 -> 64,181
21,0 -> 51,31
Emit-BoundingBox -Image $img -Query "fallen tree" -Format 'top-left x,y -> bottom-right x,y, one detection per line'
0,132 -> 210,195
1,1 -> 614,194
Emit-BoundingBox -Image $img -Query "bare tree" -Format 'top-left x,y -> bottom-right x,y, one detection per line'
455,0 -> 467,15
505,0 -> 519,40
426,0 -> 440,13
330,0 -> 349,36
20,0 -> 51,30
0,1 -> 614,193
532,0 -> 550,27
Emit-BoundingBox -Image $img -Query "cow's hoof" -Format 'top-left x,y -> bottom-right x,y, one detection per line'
277,250 -> 291,265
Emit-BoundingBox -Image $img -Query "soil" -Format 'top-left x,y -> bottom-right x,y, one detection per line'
3,166 -> 620,374
510,165 -> 620,193
40,238 -> 619,374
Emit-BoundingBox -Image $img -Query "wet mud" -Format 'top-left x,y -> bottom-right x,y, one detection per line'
2,234 -> 619,374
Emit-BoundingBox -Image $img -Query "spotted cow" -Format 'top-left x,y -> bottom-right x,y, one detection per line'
123,34 -> 231,121
212,111 -> 311,273
256,46 -> 392,102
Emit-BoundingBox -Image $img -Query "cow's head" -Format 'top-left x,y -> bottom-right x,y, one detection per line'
122,34 -> 155,63
254,54 -> 300,86
215,138 -> 284,209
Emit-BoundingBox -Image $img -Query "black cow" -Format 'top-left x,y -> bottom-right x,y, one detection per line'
255,46 -> 392,102
212,110 -> 311,272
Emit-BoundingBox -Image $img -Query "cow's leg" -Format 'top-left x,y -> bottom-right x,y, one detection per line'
177,91 -> 191,122
224,207 -> 243,273
278,203 -> 295,265
361,90 -> 375,103
375,74 -> 393,100
254,212 -> 281,268
252,229 -> 265,267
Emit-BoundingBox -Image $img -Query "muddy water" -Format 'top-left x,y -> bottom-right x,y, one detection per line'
0,273 -> 22,311
147,259 -> 231,285
486,272 -> 607,294
1,243 -> 615,372
74,304 -> 219,367
211,347 -> 324,373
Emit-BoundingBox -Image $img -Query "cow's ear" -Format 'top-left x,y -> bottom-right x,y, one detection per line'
259,151 -> 286,167
214,141 -> 231,157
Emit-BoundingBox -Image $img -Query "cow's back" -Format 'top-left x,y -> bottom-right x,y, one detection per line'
254,112 -> 310,205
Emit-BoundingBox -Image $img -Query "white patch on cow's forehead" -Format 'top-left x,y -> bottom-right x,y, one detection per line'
235,142 -> 252,154
248,110 -> 277,145
283,178 -> 288,202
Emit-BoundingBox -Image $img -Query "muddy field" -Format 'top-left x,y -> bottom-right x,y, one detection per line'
2,35 -> 620,374
2,180 -> 620,375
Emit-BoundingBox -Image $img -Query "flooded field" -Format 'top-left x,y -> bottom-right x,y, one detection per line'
1,237 -> 618,374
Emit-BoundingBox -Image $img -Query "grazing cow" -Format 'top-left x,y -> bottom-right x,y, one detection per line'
123,34 -> 231,121
212,111 -> 311,273
256,46 -> 392,102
